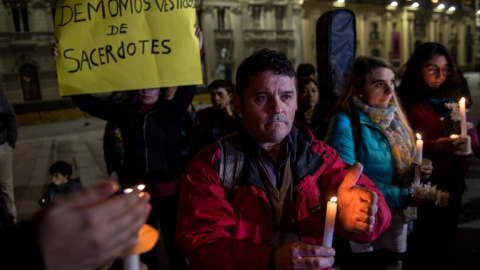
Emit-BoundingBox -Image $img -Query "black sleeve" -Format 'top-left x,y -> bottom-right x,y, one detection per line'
71,94 -> 118,123
0,222 -> 46,270
172,85 -> 196,117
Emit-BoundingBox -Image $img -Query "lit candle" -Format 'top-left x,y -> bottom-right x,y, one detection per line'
459,97 -> 467,137
414,133 -> 423,163
413,133 -> 423,184
450,134 -> 459,139
322,197 -> 338,248
122,184 -> 146,270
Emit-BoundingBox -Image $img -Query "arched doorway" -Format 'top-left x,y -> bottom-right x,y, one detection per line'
19,64 -> 41,101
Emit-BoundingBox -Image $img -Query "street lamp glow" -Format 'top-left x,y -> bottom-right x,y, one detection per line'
390,1 -> 398,6
448,6 -> 455,12
338,0 -> 345,3
437,4 -> 445,10
412,2 -> 419,8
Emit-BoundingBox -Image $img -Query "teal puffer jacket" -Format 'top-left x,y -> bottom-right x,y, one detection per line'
324,109 -> 409,209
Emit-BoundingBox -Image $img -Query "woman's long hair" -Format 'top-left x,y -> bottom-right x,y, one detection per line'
335,56 -> 415,147
397,42 -> 466,105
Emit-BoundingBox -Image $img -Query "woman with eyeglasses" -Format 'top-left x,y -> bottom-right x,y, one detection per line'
397,42 -> 478,270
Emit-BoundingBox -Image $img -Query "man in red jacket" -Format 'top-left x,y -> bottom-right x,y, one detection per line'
176,49 -> 391,270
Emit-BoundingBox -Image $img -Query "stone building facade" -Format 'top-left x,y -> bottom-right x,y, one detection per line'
0,0 -> 477,105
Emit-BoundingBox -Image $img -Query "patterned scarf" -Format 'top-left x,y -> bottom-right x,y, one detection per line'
352,97 -> 413,184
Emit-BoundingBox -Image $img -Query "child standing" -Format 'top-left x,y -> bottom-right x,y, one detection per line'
38,161 -> 82,206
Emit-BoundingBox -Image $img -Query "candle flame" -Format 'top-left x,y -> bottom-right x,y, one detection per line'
123,184 -> 145,194
330,197 -> 337,203
450,134 -> 459,139
416,133 -> 421,140
460,97 -> 465,104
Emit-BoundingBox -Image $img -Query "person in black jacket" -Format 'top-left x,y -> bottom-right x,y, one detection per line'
38,161 -> 82,207
60,25 -> 204,270
189,79 -> 240,158
0,89 -> 17,223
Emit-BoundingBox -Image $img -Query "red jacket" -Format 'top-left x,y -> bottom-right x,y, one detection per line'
176,124 -> 391,270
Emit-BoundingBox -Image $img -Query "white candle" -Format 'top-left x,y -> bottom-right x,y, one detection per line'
322,197 -> 337,248
459,97 -> 467,137
123,254 -> 139,270
414,133 -> 423,163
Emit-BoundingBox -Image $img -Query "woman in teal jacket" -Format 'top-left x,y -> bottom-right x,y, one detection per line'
324,56 -> 432,269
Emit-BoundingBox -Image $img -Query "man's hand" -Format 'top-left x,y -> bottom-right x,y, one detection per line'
337,162 -> 378,232
274,242 -> 335,270
35,179 -> 151,270
194,24 -> 203,52
52,42 -> 58,61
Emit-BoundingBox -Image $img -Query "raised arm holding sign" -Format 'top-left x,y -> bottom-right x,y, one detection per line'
53,5 -> 204,266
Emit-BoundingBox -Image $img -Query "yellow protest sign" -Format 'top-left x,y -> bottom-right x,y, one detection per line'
54,0 -> 202,96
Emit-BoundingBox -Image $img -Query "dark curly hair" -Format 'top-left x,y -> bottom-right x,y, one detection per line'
235,48 -> 296,99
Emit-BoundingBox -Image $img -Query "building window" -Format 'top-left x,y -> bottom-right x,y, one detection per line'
252,6 -> 262,28
20,64 -> 41,101
217,8 -> 225,29
11,6 -> 29,32
275,6 -> 285,30
216,64 -> 233,84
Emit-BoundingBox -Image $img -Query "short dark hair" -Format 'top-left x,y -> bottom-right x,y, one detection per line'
208,79 -> 233,94
297,63 -> 316,78
235,48 -> 296,98
49,161 -> 72,178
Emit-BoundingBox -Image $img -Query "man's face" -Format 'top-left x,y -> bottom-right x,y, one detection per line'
210,87 -> 232,111
236,70 -> 297,147
138,88 -> 160,105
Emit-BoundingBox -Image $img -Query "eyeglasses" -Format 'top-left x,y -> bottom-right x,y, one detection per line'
423,64 -> 450,77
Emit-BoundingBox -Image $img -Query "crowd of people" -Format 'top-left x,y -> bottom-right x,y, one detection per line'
0,21 -> 479,270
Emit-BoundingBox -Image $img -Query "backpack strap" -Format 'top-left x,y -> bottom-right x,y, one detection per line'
217,133 -> 244,200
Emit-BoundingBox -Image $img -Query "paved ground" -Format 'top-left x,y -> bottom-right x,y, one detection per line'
11,72 -> 480,269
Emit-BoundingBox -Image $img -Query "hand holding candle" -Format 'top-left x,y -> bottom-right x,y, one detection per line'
337,163 -> 378,232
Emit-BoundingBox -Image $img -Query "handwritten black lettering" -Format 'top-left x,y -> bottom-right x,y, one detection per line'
64,49 -> 80,73
87,1 -> 105,20
139,40 -> 149,54
161,40 -> 171,54
80,51 -> 92,71
105,45 -> 118,63
57,5 -> 73,26
62,39 -> 172,73
90,49 -> 99,66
